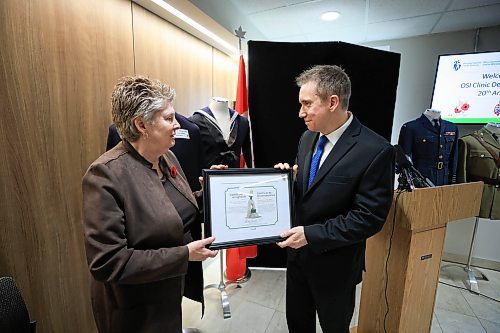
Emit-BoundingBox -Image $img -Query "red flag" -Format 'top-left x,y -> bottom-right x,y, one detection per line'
236,55 -> 249,168
226,55 -> 257,281
235,55 -> 249,117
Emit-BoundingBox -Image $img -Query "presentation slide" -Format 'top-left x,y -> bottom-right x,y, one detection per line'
431,51 -> 500,124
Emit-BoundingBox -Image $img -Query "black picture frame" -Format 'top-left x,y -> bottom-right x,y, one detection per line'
203,168 -> 294,250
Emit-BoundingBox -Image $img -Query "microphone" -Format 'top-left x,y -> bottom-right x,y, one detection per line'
394,145 -> 435,191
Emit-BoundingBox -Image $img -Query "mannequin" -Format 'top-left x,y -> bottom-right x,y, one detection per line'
423,108 -> 441,120
209,97 -> 232,141
458,123 -> 500,219
189,97 -> 252,168
191,98 -> 255,282
398,109 -> 459,186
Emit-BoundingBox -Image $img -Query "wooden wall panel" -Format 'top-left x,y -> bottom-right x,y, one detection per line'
133,3 -> 213,116
1,1 -> 236,332
0,0 -> 134,332
212,48 -> 238,104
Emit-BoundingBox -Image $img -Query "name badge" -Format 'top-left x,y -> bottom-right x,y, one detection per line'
444,131 -> 456,136
174,129 -> 190,139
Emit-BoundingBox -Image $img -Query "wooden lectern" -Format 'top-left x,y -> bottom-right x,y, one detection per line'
357,182 -> 483,333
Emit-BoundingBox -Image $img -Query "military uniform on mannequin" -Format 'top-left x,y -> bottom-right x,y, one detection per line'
398,109 -> 459,186
458,123 -> 500,219
189,97 -> 252,168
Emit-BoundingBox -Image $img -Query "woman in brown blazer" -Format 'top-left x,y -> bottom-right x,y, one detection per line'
82,76 -> 219,333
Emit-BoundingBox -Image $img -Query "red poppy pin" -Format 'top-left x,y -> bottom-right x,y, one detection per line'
170,166 -> 177,178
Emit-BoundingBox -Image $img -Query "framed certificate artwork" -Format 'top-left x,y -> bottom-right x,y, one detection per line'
203,168 -> 294,249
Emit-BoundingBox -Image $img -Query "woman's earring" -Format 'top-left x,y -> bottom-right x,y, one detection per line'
144,131 -> 149,140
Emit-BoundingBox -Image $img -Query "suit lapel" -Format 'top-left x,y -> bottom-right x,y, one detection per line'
305,117 -> 361,193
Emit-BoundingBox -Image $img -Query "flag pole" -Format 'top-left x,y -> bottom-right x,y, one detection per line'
228,26 -> 258,280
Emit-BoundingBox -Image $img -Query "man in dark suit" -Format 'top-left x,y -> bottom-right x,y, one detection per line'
276,65 -> 394,333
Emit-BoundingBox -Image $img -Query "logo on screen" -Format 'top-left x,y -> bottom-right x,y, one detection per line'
453,60 -> 461,71
494,103 -> 500,116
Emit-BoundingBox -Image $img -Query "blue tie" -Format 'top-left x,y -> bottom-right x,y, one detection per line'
308,135 -> 328,189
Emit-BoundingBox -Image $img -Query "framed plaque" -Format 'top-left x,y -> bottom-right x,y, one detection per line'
203,168 -> 294,249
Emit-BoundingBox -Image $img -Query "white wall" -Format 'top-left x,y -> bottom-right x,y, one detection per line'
363,26 -> 500,266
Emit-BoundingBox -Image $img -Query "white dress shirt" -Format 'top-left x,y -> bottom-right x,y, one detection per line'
313,111 -> 353,169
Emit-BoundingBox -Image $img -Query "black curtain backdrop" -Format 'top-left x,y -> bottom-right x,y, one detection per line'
247,41 -> 401,268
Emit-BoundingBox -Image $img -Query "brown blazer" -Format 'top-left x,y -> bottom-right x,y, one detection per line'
82,141 -> 201,333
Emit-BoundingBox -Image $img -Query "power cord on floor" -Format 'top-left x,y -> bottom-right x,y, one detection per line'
383,189 -> 404,333
438,280 -> 500,303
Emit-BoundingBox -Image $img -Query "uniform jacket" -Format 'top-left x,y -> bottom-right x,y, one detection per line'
106,113 -> 204,191
458,127 -> 500,219
189,106 -> 252,168
292,116 -> 395,286
82,141 -> 202,333
398,114 -> 459,186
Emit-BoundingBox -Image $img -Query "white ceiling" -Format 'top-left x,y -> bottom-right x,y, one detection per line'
187,0 -> 500,44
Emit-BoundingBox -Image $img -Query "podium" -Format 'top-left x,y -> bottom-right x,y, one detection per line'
357,182 -> 483,333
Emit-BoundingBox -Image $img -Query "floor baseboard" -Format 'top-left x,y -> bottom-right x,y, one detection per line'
442,253 -> 500,271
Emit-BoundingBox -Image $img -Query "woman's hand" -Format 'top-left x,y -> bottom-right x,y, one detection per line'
187,237 -> 218,261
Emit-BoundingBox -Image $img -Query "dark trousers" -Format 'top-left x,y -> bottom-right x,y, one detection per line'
285,256 -> 356,333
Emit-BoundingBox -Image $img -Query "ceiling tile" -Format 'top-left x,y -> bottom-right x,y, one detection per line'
230,0 -> 311,15
366,14 -> 442,42
248,0 -> 366,39
304,24 -> 367,43
433,5 -> 500,33
448,0 -> 500,11
368,0 -> 448,22
248,7 -> 306,39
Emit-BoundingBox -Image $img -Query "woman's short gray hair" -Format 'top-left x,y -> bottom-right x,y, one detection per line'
296,65 -> 351,110
111,75 -> 176,142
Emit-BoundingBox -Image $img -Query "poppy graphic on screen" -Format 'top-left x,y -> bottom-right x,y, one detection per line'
454,101 -> 469,113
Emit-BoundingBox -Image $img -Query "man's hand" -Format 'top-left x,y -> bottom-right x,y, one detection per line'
199,164 -> 228,189
277,226 -> 308,249
274,162 -> 298,177
210,164 -> 228,170
187,237 -> 218,261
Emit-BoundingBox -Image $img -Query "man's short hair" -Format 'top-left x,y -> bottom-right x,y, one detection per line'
296,65 -> 351,110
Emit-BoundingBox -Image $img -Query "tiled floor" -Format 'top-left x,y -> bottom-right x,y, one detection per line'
182,256 -> 500,332
434,264 -> 500,333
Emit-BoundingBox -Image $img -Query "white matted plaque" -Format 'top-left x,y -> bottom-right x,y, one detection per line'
203,168 -> 294,249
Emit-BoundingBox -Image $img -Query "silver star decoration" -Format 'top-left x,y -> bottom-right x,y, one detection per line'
235,26 -> 246,39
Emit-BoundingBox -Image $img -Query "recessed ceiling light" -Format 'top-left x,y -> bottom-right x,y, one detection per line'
321,11 -> 340,21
